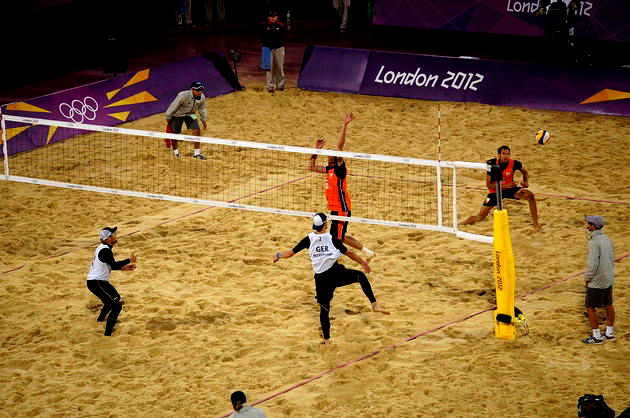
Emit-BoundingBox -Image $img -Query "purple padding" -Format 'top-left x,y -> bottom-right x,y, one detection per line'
1,56 -> 236,157
299,46 -> 630,117
298,46 -> 369,93
374,0 -> 630,42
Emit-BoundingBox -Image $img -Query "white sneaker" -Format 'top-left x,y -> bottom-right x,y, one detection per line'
582,336 -> 604,345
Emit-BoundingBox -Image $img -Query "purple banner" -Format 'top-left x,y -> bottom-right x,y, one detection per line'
298,45 -> 630,117
374,0 -> 630,42
1,56 -> 236,156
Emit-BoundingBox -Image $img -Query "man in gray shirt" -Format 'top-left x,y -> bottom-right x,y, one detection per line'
582,215 -> 615,344
165,81 -> 208,159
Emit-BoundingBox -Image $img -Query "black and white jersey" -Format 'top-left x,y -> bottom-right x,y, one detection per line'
293,232 -> 347,274
87,244 -> 130,281
87,244 -> 113,281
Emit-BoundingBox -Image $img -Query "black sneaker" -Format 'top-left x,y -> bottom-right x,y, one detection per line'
582,336 -> 604,345
193,154 -> 207,160
603,333 -> 615,340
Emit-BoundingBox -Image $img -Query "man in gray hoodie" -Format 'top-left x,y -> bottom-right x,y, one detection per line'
582,215 -> 615,344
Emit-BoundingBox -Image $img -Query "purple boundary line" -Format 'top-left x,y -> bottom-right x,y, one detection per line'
218,251 -> 630,417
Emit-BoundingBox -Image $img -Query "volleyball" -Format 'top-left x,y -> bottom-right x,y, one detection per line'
535,130 -> 550,145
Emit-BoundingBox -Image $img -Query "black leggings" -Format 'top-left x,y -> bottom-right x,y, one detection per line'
315,263 -> 376,340
87,280 -> 122,336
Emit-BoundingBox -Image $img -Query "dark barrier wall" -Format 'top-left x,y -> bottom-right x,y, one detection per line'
374,0 -> 630,42
1,56 -> 236,156
298,45 -> 630,117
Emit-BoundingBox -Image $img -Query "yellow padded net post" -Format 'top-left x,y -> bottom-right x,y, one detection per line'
492,209 -> 516,340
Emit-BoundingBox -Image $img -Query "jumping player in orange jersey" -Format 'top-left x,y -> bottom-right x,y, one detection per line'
461,145 -> 543,232
309,112 -> 376,257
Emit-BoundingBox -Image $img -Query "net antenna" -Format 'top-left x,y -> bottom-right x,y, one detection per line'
436,104 -> 443,227
1,114 -> 492,244
436,104 -> 442,162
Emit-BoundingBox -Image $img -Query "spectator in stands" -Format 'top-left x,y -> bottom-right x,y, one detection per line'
203,0 -> 225,25
165,81 -> 208,160
260,9 -> 287,93
229,391 -> 267,417
333,0 -> 351,32
534,0 -> 582,64
176,0 -> 193,27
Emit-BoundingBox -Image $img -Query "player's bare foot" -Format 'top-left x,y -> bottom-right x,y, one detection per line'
322,339 -> 333,346
371,302 -> 390,315
533,224 -> 544,233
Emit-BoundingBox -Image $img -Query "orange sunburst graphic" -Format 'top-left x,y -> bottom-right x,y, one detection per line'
5,102 -> 51,113
45,126 -> 58,145
108,111 -> 131,121
580,89 -> 630,104
104,91 -> 158,107
106,69 -> 150,100
3,125 -> 33,141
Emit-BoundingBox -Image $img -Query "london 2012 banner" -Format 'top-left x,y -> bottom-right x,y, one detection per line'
298,45 -> 630,117
374,0 -> 629,42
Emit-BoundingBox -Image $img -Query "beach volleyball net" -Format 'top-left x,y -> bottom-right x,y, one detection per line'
1,115 -> 491,243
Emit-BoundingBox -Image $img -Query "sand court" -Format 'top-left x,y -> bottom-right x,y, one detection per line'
1,87 -> 629,416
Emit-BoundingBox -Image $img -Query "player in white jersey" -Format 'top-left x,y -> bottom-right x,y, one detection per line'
273,213 -> 389,345
86,227 -> 137,336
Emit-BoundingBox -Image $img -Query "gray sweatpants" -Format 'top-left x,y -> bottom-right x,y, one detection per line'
266,47 -> 285,91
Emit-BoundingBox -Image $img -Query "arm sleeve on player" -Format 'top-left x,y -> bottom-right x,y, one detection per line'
292,236 -> 311,253
331,237 -> 347,254
334,162 -> 347,179
98,247 -> 130,270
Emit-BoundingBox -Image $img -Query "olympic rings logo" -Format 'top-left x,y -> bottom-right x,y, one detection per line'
59,96 -> 99,123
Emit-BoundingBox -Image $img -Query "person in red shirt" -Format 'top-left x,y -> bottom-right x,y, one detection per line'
462,145 -> 543,232
309,112 -> 376,257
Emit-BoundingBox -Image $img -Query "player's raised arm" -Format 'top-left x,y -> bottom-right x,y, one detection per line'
309,137 -> 327,173
336,112 -> 353,151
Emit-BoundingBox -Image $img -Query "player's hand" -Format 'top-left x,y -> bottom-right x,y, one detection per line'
123,264 -> 136,271
202,121 -> 207,129
362,261 -> 371,274
344,112 -> 354,124
130,252 -> 137,263
503,181 -> 517,189
315,137 -> 325,149
521,180 -> 529,188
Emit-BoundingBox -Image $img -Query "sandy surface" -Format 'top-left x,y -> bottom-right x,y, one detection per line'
1,84 -> 629,417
